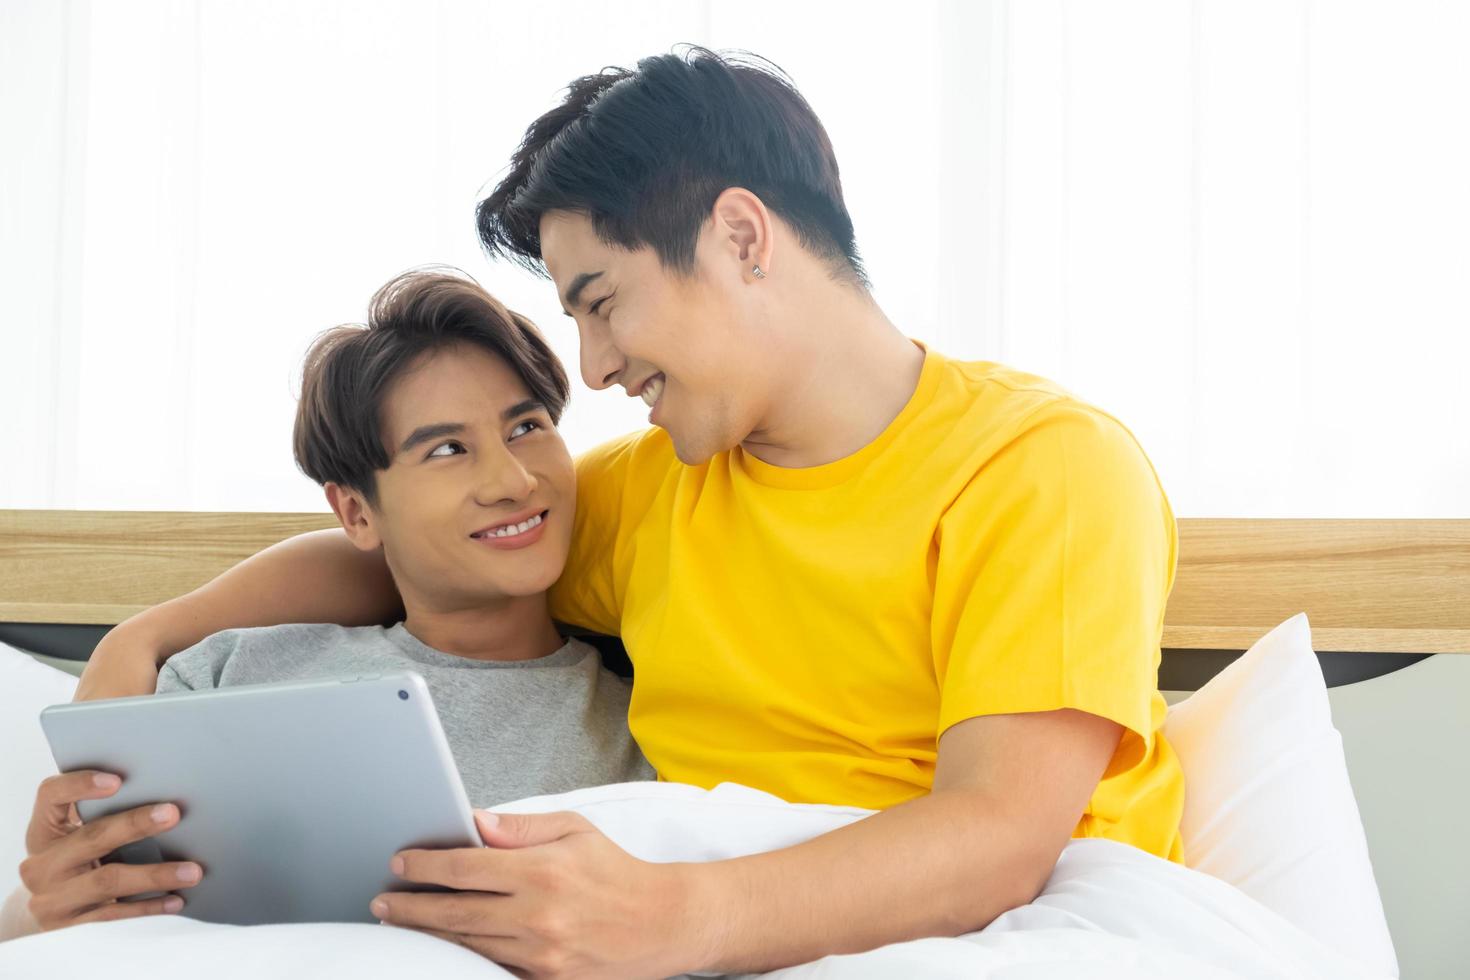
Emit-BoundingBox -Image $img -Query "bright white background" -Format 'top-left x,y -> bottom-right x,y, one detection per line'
2,0 -> 1466,516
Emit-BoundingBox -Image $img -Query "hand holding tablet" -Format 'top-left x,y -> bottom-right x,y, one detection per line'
19,770 -> 197,931
38,672 -> 480,925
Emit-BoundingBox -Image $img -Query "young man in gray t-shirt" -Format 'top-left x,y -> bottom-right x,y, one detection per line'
150,269 -> 654,810
5,269 -> 655,939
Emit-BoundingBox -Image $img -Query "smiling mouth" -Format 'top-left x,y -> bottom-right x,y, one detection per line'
639,374 -> 665,407
470,510 -> 548,540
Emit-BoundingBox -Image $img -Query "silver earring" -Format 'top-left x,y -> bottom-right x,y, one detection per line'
752,264 -> 767,279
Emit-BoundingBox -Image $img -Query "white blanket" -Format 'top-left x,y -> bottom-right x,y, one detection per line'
0,782 -> 1379,979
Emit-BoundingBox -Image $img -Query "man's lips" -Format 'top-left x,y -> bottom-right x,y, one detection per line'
627,372 -> 665,405
469,509 -> 550,552
469,509 -> 547,540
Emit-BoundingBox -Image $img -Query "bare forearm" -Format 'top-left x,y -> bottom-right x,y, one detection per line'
134,528 -> 401,666
76,529 -> 400,700
687,789 -> 1059,974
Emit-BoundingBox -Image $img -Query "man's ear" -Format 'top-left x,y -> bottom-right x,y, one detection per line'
324,482 -> 383,552
710,187 -> 774,282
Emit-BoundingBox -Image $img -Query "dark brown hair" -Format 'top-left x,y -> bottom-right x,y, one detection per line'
477,46 -> 867,285
293,267 -> 570,505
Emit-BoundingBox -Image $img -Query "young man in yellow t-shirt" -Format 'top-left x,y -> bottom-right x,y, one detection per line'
77,50 -> 1184,977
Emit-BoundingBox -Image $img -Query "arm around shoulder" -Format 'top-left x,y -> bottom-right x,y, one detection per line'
75,528 -> 400,701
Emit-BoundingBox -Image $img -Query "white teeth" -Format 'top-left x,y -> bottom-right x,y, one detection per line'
479,512 -> 543,539
640,374 -> 665,407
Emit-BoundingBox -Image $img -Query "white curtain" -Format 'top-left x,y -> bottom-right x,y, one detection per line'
3,0 -> 1466,516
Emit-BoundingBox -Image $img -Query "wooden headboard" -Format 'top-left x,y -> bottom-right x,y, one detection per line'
1,511 -> 1467,654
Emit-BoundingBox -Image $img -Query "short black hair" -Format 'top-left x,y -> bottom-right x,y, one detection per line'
293,267 -> 570,506
477,47 -> 867,285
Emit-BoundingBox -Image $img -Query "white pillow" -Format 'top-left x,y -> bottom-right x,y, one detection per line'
0,641 -> 79,898
1164,613 -> 1398,977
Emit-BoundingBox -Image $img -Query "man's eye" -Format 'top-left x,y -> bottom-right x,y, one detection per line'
510,420 -> 542,440
427,441 -> 465,458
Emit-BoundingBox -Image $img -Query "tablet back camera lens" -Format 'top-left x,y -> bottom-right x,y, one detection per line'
398,690 -> 409,700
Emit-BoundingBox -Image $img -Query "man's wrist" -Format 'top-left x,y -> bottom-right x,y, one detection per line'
665,859 -> 739,974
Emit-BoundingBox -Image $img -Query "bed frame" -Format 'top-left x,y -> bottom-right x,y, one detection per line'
1,511 -> 1466,977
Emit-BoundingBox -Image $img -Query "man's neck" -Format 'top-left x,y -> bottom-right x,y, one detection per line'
399,590 -> 563,662
741,274 -> 926,470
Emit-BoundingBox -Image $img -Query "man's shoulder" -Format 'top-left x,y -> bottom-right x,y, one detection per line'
573,427 -> 677,483
161,623 -> 391,689
931,354 -> 1080,427
931,354 -> 1153,466
186,622 -> 381,656
918,354 -> 1170,527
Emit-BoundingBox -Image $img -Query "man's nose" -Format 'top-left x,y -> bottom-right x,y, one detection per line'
579,319 -> 624,391
475,443 -> 538,505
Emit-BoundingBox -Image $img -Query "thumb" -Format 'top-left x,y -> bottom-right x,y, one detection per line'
475,809 -> 593,849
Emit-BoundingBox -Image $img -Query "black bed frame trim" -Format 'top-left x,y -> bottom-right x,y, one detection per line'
0,622 -> 1430,690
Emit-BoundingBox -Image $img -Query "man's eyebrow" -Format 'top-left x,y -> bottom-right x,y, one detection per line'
561,271 -> 604,314
502,398 -> 547,421
398,422 -> 465,455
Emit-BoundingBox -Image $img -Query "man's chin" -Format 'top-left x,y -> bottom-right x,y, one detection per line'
474,570 -> 560,602
664,423 -> 742,467
670,436 -> 721,467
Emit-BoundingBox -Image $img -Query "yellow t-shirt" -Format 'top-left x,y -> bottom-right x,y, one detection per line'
550,345 -> 1185,861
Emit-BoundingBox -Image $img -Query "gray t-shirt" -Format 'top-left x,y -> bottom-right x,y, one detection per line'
157,623 -> 655,808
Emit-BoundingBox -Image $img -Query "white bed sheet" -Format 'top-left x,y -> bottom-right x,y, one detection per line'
0,782 -> 1380,979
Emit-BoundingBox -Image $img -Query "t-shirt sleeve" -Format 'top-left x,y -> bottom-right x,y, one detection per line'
931,404 -> 1177,770
155,631 -> 243,694
549,427 -> 675,636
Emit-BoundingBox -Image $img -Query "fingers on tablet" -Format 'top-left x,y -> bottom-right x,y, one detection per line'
67,860 -> 203,911
37,770 -> 120,810
62,802 -> 179,866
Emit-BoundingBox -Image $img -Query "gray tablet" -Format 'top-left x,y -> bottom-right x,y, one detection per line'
40,671 -> 481,926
